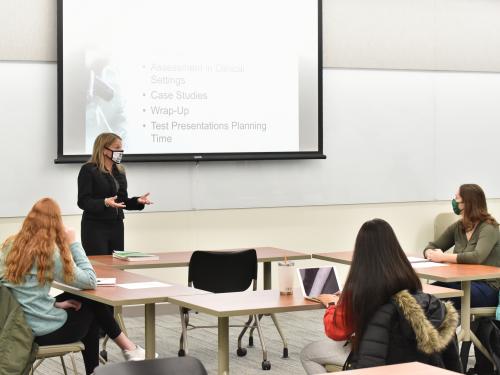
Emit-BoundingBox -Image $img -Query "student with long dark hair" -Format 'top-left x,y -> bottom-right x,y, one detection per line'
424,184 -> 500,309
301,219 -> 461,374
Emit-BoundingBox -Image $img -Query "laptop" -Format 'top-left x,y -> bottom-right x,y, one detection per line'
297,266 -> 341,302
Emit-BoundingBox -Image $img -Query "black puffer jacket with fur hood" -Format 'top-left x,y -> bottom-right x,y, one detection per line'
345,290 -> 462,372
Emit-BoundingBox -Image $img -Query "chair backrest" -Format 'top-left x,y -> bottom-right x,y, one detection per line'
434,212 -> 457,241
188,249 -> 257,293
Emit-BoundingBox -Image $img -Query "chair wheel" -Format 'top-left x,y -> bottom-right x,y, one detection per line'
100,350 -> 108,362
248,336 -> 254,347
262,360 -> 271,370
282,347 -> 289,358
178,349 -> 186,357
237,347 -> 247,357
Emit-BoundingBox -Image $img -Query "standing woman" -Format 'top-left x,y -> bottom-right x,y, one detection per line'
424,183 -> 500,308
78,133 -> 152,255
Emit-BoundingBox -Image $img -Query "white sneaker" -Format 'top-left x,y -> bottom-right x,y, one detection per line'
122,345 -> 158,361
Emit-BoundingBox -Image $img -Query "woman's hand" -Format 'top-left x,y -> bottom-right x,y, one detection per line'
55,299 -> 82,311
317,294 -> 340,308
137,192 -> 153,205
64,226 -> 76,244
426,249 -> 445,262
105,196 -> 126,208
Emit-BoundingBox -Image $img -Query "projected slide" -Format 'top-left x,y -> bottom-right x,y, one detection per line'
60,0 -> 321,159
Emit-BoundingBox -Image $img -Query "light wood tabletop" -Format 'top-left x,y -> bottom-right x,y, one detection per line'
53,265 -> 211,360
167,284 -> 460,317
313,251 -> 500,282
54,265 -> 210,307
313,251 -> 353,265
168,288 -> 322,317
89,247 -> 311,269
89,247 -> 312,291
422,284 -> 463,298
330,361 -> 460,375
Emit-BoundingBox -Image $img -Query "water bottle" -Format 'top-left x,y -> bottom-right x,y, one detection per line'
496,291 -> 500,321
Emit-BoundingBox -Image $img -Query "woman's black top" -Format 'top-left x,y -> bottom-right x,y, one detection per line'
77,163 -> 144,221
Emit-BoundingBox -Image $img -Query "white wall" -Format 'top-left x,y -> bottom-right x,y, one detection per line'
3,62 -> 500,217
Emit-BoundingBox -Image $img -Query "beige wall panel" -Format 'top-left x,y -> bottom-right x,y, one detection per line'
323,0 -> 500,72
434,0 -> 500,71
0,0 -> 56,61
323,0 -> 436,70
2,0 -> 500,70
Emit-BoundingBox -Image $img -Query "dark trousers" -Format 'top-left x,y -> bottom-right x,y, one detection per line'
432,281 -> 499,310
81,218 -> 124,325
81,218 -> 124,256
36,297 -> 122,375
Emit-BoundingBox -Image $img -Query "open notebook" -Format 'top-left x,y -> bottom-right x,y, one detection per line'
297,266 -> 341,303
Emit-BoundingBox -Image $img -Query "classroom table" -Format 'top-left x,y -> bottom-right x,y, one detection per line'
167,285 -> 462,375
312,251 -> 500,363
53,265 -> 211,359
89,247 -> 311,289
326,361 -> 461,375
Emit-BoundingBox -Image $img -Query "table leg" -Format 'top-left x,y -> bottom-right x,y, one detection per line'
460,281 -> 471,341
218,317 -> 229,375
114,306 -> 128,335
459,281 -> 471,370
145,303 -> 156,359
263,262 -> 271,290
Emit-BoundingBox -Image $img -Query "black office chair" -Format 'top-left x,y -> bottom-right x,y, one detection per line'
178,249 -> 274,370
94,356 -> 207,375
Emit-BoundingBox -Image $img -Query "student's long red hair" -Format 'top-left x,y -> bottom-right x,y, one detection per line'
3,198 -> 74,284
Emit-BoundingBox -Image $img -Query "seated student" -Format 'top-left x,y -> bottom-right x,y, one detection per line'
0,198 -> 147,375
424,184 -> 500,309
300,219 -> 461,374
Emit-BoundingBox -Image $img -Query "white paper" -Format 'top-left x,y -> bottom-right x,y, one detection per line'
96,278 -> 116,286
117,282 -> 171,289
412,262 -> 449,269
407,256 -> 429,263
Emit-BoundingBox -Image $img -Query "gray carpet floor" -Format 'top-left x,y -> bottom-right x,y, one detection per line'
35,309 -> 327,375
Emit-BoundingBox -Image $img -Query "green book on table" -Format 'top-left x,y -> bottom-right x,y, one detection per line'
112,251 -> 160,262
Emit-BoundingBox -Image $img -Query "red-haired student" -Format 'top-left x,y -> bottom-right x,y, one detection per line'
0,198 -> 146,375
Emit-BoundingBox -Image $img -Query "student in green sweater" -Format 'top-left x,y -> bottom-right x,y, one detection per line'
0,198 -> 147,375
424,184 -> 500,308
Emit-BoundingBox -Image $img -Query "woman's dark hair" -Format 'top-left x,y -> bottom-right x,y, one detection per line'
339,218 -> 422,352
459,184 -> 498,231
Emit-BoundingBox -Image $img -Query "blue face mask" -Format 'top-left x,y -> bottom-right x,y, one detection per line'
451,199 -> 462,215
